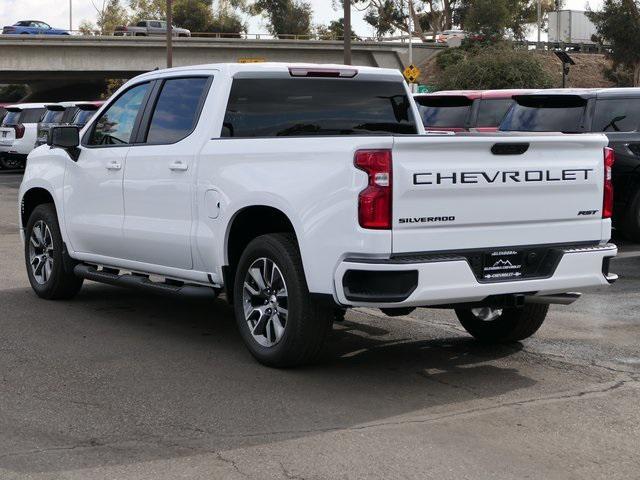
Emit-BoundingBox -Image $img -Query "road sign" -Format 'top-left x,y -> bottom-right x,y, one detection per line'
238,57 -> 266,63
403,64 -> 421,84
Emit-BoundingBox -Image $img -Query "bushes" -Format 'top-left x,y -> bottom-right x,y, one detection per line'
435,45 -> 554,90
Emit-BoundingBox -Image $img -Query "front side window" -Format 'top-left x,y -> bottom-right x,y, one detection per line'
500,95 -> 587,133
88,83 -> 150,145
222,78 -> 417,137
145,77 -> 209,144
476,99 -> 514,128
593,98 -> 640,132
150,21 -> 162,28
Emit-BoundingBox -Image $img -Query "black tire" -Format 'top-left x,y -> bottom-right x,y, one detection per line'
24,204 -> 83,300
233,233 -> 332,367
621,189 -> 640,243
455,304 -> 549,343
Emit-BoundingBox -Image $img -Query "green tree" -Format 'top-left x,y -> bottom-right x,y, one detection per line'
82,0 -> 129,34
351,0 -> 460,41
462,0 -> 560,40
588,0 -> 640,86
128,0 -> 165,22
174,0 -> 214,33
436,45 -> 553,89
316,18 -> 358,40
246,0 -> 313,37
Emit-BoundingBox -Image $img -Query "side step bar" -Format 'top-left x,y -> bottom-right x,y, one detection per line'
74,264 -> 218,299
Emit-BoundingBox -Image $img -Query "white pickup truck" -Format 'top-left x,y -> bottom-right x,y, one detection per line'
19,63 -> 617,367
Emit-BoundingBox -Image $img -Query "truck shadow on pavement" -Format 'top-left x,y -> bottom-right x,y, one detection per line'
0,283 -> 535,474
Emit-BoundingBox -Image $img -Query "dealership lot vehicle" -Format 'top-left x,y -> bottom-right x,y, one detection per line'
0,103 -> 46,169
114,19 -> 191,37
1,20 -> 69,35
19,63 -> 617,367
414,89 -> 537,132
36,101 -> 103,147
501,88 -> 640,241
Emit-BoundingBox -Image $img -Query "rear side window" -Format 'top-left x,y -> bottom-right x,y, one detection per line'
414,96 -> 473,128
222,78 -> 417,137
42,109 -> 65,124
593,98 -> 640,132
20,108 -> 45,124
500,95 -> 587,133
476,99 -> 514,127
145,77 -> 209,144
2,111 -> 20,126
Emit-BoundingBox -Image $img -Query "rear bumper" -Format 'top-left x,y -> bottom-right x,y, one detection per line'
334,243 -> 617,308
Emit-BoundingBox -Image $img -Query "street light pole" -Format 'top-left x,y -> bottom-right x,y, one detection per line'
344,0 -> 352,65
69,0 -> 72,32
166,0 -> 173,68
408,0 -> 413,65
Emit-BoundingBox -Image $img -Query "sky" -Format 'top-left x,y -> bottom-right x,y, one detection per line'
0,0 -> 604,35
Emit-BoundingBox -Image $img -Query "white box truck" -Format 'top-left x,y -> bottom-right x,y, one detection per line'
548,10 -> 597,44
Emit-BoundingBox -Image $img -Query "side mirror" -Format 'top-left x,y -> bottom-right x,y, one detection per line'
48,126 -> 80,160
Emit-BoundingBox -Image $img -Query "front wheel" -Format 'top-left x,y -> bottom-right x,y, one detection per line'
233,233 -> 332,367
25,204 -> 83,299
455,304 -> 549,343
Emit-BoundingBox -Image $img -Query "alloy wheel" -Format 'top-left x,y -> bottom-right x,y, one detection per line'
28,220 -> 55,285
242,257 -> 289,347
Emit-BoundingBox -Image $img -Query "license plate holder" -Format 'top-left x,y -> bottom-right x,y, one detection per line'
482,249 -> 524,280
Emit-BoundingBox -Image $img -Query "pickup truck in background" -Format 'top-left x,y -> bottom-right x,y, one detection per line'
19,63 -> 617,367
114,20 -> 191,37
500,88 -> 640,242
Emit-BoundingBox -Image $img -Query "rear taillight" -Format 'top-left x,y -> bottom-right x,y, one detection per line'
603,147 -> 615,219
14,124 -> 25,139
355,149 -> 392,229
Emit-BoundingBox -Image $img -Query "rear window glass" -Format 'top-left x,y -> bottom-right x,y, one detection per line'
414,96 -> 473,128
19,108 -> 45,124
500,96 -> 587,132
476,99 -> 514,127
593,98 -> 640,132
42,109 -> 65,124
72,109 -> 97,125
2,111 -> 21,125
222,78 -> 417,137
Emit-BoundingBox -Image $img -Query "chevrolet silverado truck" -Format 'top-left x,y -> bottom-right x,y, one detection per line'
18,63 -> 617,367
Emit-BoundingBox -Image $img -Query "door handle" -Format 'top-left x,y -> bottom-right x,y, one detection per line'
106,161 -> 122,171
169,161 -> 189,171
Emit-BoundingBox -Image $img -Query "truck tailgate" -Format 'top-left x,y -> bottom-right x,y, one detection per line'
392,134 -> 609,254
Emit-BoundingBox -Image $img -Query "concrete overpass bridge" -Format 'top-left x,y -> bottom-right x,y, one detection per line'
0,35 -> 442,101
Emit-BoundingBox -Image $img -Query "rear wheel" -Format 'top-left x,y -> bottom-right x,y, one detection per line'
455,304 -> 549,343
233,233 -> 332,367
25,204 -> 83,300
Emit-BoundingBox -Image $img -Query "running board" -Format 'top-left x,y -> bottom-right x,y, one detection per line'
524,292 -> 581,305
74,264 -> 218,299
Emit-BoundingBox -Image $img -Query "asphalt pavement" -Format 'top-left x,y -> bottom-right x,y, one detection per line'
1,171 -> 639,480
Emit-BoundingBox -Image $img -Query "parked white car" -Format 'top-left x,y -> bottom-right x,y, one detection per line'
0,103 -> 46,168
18,63 -> 617,367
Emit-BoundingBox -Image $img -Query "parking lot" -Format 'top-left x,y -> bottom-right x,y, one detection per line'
0,170 -> 639,479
